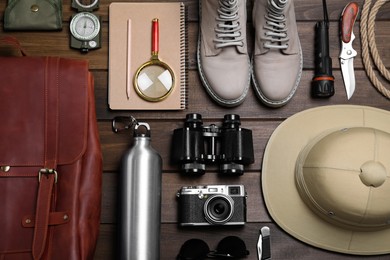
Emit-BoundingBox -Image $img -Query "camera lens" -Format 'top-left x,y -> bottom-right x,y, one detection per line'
204,195 -> 234,225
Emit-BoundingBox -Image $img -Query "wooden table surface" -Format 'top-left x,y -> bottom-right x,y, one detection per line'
1,0 -> 390,259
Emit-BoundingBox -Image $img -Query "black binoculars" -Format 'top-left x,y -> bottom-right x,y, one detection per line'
171,113 -> 254,175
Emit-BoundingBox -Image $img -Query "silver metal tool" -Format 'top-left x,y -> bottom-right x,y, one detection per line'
257,226 -> 271,260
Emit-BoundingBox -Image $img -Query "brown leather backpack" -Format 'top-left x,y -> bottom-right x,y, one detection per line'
0,37 -> 102,260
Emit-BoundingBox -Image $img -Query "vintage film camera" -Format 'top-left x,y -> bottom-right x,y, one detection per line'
177,185 -> 247,226
171,114 -> 254,175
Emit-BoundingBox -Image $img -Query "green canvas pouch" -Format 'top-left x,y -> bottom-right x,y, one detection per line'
4,0 -> 62,31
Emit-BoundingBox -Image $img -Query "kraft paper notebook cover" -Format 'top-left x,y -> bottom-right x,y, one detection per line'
109,2 -> 187,110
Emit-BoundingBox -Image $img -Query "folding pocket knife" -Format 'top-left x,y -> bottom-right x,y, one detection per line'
257,226 -> 271,260
339,2 -> 359,100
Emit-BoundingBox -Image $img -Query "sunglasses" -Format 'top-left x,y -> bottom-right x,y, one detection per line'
177,236 -> 250,259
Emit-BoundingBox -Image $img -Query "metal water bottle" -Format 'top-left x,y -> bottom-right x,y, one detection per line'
118,122 -> 162,260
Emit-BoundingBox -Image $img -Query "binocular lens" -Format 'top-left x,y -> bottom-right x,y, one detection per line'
220,163 -> 244,175
182,162 -> 205,175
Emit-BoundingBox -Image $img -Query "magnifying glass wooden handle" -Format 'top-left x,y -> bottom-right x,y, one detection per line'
152,18 -> 159,56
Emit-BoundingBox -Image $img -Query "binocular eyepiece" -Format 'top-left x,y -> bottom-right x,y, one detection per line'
171,114 -> 254,175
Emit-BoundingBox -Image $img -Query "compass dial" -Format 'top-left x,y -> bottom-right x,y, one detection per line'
70,12 -> 100,41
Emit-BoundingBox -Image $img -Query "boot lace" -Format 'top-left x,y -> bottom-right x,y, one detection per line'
214,0 -> 244,48
262,0 -> 289,50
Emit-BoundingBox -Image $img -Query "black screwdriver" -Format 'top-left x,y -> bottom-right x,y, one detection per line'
311,0 -> 335,98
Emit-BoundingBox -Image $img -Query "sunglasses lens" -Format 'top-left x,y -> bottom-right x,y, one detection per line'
215,236 -> 249,258
178,239 -> 210,260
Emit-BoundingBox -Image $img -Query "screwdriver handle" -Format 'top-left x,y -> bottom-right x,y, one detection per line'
311,1 -> 335,98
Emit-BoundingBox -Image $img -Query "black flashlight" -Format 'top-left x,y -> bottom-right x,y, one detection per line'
311,0 -> 335,98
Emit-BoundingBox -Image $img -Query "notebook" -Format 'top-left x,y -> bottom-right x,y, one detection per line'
108,2 -> 187,110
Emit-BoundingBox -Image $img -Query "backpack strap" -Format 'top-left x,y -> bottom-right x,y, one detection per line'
32,57 -> 60,260
0,36 -> 27,56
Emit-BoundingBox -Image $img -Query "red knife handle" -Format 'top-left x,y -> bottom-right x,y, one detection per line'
341,2 -> 359,43
152,18 -> 159,55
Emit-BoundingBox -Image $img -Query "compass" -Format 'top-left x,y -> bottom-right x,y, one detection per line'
70,0 -> 101,52
73,0 -> 99,9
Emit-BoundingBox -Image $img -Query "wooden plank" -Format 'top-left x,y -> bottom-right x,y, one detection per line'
99,120 -> 278,172
1,0 -> 384,22
94,70 -> 390,120
2,21 -> 390,70
2,0 -> 390,22
101,171 -> 270,224
95,223 -> 389,260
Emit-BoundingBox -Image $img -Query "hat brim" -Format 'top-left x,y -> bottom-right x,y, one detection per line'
262,105 -> 390,255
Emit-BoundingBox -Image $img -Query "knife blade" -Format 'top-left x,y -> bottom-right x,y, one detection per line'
339,2 -> 359,99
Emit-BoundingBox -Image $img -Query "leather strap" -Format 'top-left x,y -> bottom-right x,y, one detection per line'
32,174 -> 56,260
32,57 -> 60,260
22,212 -> 69,228
0,36 -> 27,56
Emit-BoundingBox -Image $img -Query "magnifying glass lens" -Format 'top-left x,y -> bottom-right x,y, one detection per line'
136,64 -> 173,99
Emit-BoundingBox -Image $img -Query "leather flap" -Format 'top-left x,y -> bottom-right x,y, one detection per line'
0,56 -> 89,166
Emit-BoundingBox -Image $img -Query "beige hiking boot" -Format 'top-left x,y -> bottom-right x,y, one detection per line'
198,0 -> 251,107
252,0 -> 303,107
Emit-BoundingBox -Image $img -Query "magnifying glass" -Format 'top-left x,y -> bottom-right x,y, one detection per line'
134,18 -> 175,102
